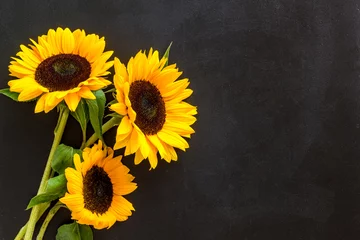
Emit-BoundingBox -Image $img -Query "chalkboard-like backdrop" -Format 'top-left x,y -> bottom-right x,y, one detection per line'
0,0 -> 360,239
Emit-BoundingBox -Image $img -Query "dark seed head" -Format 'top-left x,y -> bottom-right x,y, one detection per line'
83,166 -> 113,214
35,54 -> 91,91
129,80 -> 166,135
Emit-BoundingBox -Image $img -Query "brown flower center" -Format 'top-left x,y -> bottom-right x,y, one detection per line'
35,54 -> 91,91
128,80 -> 166,135
83,166 -> 113,214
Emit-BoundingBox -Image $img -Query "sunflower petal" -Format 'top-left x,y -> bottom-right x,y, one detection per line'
110,102 -> 127,116
64,93 -> 81,111
77,87 -> 96,99
62,28 -> 75,53
35,94 -> 47,113
18,87 -> 43,101
157,129 -> 189,151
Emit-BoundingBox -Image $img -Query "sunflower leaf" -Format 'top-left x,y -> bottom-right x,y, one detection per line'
105,112 -> 121,119
26,192 -> 63,210
56,222 -> 93,240
162,42 -> 173,68
71,99 -> 89,144
56,222 -> 80,240
26,175 -> 67,210
95,90 -> 106,125
104,88 -> 116,94
86,90 -> 105,142
78,224 -> 93,240
106,99 -> 117,107
46,174 -> 67,192
52,144 -> 82,174
0,88 -> 19,101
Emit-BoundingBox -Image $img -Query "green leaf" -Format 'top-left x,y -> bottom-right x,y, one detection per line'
71,99 -> 89,139
105,112 -> 120,119
0,88 -> 19,101
104,88 -> 116,94
26,174 -> 67,210
106,99 -> 117,107
56,222 -> 80,240
86,90 -> 106,142
95,90 -> 106,125
51,144 -> 82,174
46,174 -> 67,192
27,192 -> 63,210
78,224 -> 93,240
162,42 -> 173,68
56,222 -> 93,240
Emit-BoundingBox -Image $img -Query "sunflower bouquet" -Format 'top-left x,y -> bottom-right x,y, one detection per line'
1,27 -> 196,240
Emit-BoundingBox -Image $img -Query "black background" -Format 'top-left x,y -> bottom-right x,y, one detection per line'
1,0 -> 360,239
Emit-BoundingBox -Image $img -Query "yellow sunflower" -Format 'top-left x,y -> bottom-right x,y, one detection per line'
60,141 -> 137,229
109,49 -> 197,169
8,27 -> 114,113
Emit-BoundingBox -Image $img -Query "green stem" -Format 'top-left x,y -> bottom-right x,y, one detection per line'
14,203 -> 50,240
84,117 -> 120,147
80,127 -> 87,150
24,108 -> 70,240
36,202 -> 64,240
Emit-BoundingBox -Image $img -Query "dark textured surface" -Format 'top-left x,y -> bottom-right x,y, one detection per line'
1,0 -> 360,239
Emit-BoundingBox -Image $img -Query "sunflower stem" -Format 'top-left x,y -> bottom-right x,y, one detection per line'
36,201 -> 64,240
14,202 -> 50,240
24,108 -> 70,240
80,127 -> 87,150
84,116 -> 121,147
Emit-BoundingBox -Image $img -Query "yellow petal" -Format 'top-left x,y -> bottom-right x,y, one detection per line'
18,87 -> 43,101
77,87 -> 96,99
90,51 -> 114,77
139,138 -> 150,159
134,149 -> 145,165
47,29 -> 60,55
62,28 -> 75,53
128,107 -> 137,122
168,89 -> 193,103
111,195 -> 134,214
166,113 -> 197,125
114,57 -> 128,82
87,39 -> 105,63
117,116 -> 132,135
65,169 -> 83,194
129,128 -> 141,155
161,79 -> 189,99
114,135 -> 131,150
10,57 -> 36,70
110,102 -> 127,116
64,93 -> 81,111
73,154 -> 82,171
152,69 -> 182,89
163,120 -> 195,136
55,27 -> 64,53
9,78 -> 38,92
164,144 -> 178,162
35,94 -> 47,113
113,181 -> 137,196
147,135 -> 169,160
44,92 -> 63,113
19,44 -> 41,64
9,64 -> 35,75
60,193 -> 84,212
147,143 -> 158,169
157,129 -> 189,151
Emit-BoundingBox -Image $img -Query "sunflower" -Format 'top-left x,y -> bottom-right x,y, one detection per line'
8,27 -> 113,113
109,49 -> 197,169
60,141 -> 137,229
